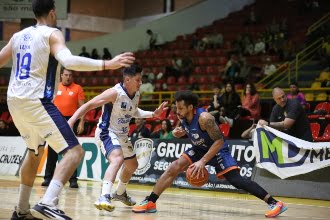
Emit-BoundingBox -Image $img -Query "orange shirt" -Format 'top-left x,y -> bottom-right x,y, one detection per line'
54,82 -> 85,116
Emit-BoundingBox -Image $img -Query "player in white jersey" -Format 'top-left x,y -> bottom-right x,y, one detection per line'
68,64 -> 167,212
0,0 -> 134,219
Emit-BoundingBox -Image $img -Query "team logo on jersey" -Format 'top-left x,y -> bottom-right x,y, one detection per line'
121,102 -> 127,110
23,33 -> 32,41
192,133 -> 199,139
134,138 -> 154,175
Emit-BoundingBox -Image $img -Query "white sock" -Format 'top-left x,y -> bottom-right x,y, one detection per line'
101,180 -> 113,196
116,180 -> 128,195
17,184 -> 32,214
42,180 -> 63,205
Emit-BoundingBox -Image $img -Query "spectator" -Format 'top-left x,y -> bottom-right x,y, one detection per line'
219,82 -> 241,121
79,46 -> 90,58
263,58 -> 277,76
146,29 -> 162,50
287,82 -> 307,108
165,54 -> 182,78
219,107 -> 234,127
254,38 -> 266,55
241,122 -> 257,140
102,47 -> 112,60
0,119 -> 10,136
259,87 -> 313,141
151,119 -> 174,139
139,75 -> 154,102
91,48 -> 100,59
180,52 -> 194,78
239,83 -> 261,119
207,85 -> 222,115
42,68 -> 86,189
130,118 -> 151,144
224,55 -> 241,82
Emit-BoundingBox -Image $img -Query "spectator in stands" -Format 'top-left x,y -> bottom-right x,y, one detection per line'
259,87 -> 313,141
139,75 -> 154,102
254,38 -> 266,55
151,119 -> 174,139
102,47 -> 112,60
165,54 -> 182,78
219,82 -> 241,121
91,48 -> 100,59
244,6 -> 258,25
219,107 -> 234,127
224,55 -> 241,82
241,122 -> 257,140
167,102 -> 180,128
180,52 -> 194,78
239,83 -> 261,119
287,82 -> 307,108
146,29 -> 162,50
130,118 -> 151,144
42,68 -> 86,189
263,57 -> 277,76
79,46 -> 90,58
207,85 -> 222,116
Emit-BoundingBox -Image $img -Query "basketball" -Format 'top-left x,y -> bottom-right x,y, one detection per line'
186,166 -> 209,187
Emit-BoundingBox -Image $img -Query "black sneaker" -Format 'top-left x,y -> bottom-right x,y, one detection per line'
11,210 -> 42,220
41,180 -> 50,187
69,181 -> 79,188
30,203 -> 72,220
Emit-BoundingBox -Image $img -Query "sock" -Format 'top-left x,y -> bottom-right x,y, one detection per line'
264,194 -> 278,205
42,180 -> 63,205
17,184 -> 32,214
116,180 -> 128,195
101,180 -> 113,196
148,192 -> 159,203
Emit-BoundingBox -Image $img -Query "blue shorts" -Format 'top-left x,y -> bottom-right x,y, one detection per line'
182,143 -> 239,179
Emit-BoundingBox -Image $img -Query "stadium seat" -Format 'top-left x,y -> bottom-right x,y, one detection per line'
188,76 -> 197,84
167,76 -> 176,85
316,71 -> 330,81
219,123 -> 230,138
199,76 -> 209,84
314,124 -> 330,142
311,82 -> 321,89
128,124 -> 137,136
310,122 -> 320,141
305,93 -> 314,102
84,109 -> 97,122
314,102 -> 330,114
315,93 -> 328,101
177,76 -> 187,85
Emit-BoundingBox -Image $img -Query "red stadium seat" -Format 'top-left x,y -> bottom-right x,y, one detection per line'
314,124 -> 330,142
85,109 -> 97,122
199,76 -> 209,84
310,122 -> 320,141
167,76 -> 176,85
177,76 -> 186,85
219,123 -> 230,138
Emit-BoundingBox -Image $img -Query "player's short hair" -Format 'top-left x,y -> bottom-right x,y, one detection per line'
32,0 -> 55,18
175,90 -> 199,108
123,64 -> 142,77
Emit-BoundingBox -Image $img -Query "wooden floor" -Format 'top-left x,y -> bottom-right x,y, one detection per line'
0,176 -> 329,220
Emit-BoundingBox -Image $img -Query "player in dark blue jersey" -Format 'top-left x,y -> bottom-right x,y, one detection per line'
133,90 -> 287,218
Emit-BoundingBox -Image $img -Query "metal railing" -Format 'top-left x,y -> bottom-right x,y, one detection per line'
307,12 -> 330,35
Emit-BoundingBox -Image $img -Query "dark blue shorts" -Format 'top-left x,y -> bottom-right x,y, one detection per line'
182,144 -> 239,178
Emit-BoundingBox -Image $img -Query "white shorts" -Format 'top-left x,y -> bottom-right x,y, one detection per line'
95,127 -> 135,159
8,98 -> 79,155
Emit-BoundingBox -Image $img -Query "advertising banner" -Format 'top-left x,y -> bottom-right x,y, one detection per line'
131,138 -> 256,193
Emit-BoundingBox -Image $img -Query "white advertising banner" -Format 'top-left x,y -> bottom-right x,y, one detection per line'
253,125 -> 330,179
0,136 -> 27,175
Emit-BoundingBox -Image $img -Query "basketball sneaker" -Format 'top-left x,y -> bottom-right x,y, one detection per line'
112,191 -> 136,206
132,197 -> 157,213
11,207 -> 42,220
265,201 -> 288,218
30,202 -> 71,220
94,194 -> 115,212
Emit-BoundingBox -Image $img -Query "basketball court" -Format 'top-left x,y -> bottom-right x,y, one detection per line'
0,176 -> 329,220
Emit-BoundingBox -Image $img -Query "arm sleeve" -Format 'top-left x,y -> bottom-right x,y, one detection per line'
55,48 -> 103,71
77,85 -> 85,100
134,108 -> 153,118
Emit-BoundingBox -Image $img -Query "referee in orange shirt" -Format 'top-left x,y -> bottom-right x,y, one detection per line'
42,68 -> 85,188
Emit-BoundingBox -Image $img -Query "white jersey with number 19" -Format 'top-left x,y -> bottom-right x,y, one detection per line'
7,25 -> 61,100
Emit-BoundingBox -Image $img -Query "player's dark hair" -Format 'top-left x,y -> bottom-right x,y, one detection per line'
175,90 -> 199,108
123,64 -> 142,77
32,0 -> 55,18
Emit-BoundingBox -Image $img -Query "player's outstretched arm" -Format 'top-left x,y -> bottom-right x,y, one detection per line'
0,38 -> 13,68
68,89 -> 117,128
50,30 -> 135,71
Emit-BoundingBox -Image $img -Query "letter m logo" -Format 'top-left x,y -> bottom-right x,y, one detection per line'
259,130 -> 284,165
